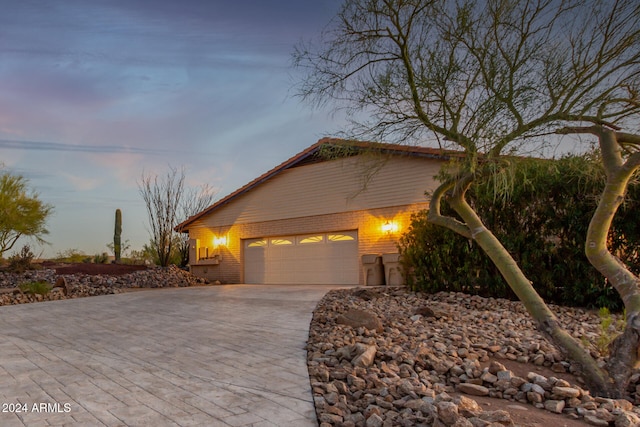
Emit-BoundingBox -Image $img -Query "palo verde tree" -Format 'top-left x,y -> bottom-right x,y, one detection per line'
0,168 -> 53,257
294,0 -> 640,397
139,166 -> 216,267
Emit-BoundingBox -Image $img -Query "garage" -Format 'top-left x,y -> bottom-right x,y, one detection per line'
244,231 -> 358,284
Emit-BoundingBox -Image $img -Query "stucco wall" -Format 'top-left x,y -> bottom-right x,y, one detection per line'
192,155 -> 439,227
186,151 -> 441,284
189,203 -> 428,284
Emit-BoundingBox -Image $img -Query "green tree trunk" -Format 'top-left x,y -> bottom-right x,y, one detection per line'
570,127 -> 640,396
428,174 -> 617,396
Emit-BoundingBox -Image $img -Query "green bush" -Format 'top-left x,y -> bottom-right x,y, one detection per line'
19,281 -> 51,295
399,152 -> 638,311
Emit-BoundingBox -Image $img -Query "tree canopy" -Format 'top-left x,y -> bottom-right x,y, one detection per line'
295,0 -> 640,398
295,0 -> 639,155
0,169 -> 53,256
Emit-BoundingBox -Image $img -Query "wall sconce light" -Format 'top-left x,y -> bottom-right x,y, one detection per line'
213,235 -> 227,248
382,221 -> 398,235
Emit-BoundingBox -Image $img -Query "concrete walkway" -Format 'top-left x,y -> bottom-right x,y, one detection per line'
0,284 -> 342,426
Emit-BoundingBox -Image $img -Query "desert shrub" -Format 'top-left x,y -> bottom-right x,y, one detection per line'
594,308 -> 626,356
53,249 -> 89,263
7,245 -> 38,273
399,152 -> 638,310
18,281 -> 51,295
93,253 -> 108,264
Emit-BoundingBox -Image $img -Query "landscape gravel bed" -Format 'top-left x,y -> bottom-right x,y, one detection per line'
0,265 -> 209,305
307,287 -> 640,426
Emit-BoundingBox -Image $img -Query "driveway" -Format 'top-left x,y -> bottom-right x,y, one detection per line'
0,284 -> 343,426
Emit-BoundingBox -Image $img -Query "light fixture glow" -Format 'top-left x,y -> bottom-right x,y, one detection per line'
382,221 -> 397,234
213,236 -> 227,247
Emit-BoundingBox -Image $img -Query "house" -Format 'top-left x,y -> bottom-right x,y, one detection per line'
175,138 -> 454,285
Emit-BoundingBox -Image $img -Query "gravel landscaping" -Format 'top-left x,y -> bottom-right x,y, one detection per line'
0,264 -> 209,305
307,287 -> 640,427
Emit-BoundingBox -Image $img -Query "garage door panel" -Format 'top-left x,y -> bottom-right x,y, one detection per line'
244,231 -> 358,284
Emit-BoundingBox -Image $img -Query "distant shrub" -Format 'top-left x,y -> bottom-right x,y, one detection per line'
7,245 -> 38,273
93,253 -> 108,264
53,249 -> 89,263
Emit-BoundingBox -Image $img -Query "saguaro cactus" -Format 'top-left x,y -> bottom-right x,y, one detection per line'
114,209 -> 122,262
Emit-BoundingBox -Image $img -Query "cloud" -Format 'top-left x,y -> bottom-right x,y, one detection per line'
0,139 -> 180,155
61,173 -> 103,191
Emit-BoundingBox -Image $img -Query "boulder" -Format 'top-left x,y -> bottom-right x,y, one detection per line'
455,395 -> 482,417
415,306 -> 437,317
457,383 -> 490,396
336,309 -> 383,332
615,411 -> 640,427
353,344 -> 377,368
53,276 -> 69,295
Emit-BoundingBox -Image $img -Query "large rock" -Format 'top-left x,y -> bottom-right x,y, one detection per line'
336,309 -> 383,332
53,276 -> 69,295
478,410 -> 514,425
457,383 -> 489,396
436,401 -> 459,425
584,414 -> 610,426
352,344 -> 377,368
552,386 -> 581,399
615,411 -> 640,427
455,395 -> 482,417
544,399 -> 565,414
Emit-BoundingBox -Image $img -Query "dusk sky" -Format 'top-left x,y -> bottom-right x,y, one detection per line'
0,0 -> 346,258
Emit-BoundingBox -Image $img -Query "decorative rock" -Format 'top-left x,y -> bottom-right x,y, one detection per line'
457,383 -> 489,396
336,309 -> 383,332
526,391 -> 544,404
414,306 -> 436,317
615,411 -> 640,427
451,418 -> 474,427
0,265 -> 208,307
595,407 -> 616,422
496,370 -> 513,382
544,399 -> 565,414
615,399 -> 634,412
436,401 -> 459,425
455,395 -> 481,417
480,372 -> 498,384
347,374 -> 366,390
509,376 -> 527,388
584,414 -> 611,426
365,413 -> 383,427
353,344 -> 377,368
53,276 -> 69,295
319,413 -> 343,424
488,361 -> 507,374
552,386 -> 581,399
307,288 -> 640,427
478,410 -> 514,425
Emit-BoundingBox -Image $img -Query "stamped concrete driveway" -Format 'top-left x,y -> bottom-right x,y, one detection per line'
0,284 -> 344,427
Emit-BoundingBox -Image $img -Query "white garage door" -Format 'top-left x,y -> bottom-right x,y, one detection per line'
244,231 -> 358,284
